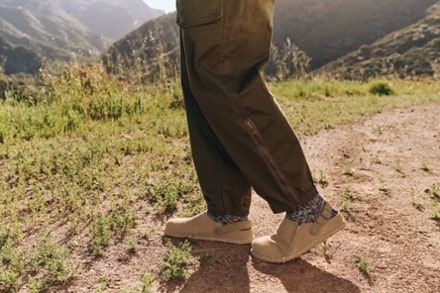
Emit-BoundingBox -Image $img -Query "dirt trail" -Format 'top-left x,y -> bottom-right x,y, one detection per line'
64,103 -> 440,293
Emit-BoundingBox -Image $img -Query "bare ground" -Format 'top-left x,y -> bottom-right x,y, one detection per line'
57,103 -> 440,293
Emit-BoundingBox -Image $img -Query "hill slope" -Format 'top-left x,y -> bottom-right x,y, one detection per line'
0,36 -> 42,74
0,0 -> 163,74
0,0 -> 108,56
58,0 -> 163,41
273,0 -> 439,69
104,13 -> 180,82
105,0 -> 439,78
321,3 -> 440,79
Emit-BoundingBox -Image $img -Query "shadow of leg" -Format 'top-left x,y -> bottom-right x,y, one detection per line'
180,241 -> 251,293
252,257 -> 360,293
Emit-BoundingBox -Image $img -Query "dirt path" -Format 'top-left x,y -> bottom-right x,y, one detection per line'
64,103 -> 440,293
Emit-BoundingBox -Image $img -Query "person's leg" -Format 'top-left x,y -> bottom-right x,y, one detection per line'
167,0 -> 344,257
164,4 -> 256,244
177,0 -> 317,213
180,35 -> 252,219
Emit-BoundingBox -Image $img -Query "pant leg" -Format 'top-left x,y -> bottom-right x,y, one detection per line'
177,0 -> 318,213
180,33 -> 253,217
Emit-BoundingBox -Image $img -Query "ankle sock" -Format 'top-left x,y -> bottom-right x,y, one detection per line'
208,213 -> 248,225
286,194 -> 336,224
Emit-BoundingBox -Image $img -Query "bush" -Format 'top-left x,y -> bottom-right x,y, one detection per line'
369,81 -> 394,96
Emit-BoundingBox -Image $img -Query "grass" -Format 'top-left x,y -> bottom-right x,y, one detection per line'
321,240 -> 332,255
342,165 -> 356,177
0,233 -> 78,292
339,186 -> 354,212
1,64 -> 439,290
427,183 -> 440,221
409,188 -> 424,210
139,271 -> 156,293
313,170 -> 329,187
355,255 -> 370,274
420,160 -> 430,172
160,240 -> 192,281
271,78 -> 440,135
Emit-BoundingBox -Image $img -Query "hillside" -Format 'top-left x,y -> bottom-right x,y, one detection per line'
321,3 -> 440,79
0,36 -> 42,74
58,0 -> 163,41
105,0 -> 439,79
104,13 -> 180,82
273,0 -> 439,69
0,1 -> 108,57
0,0 -> 163,74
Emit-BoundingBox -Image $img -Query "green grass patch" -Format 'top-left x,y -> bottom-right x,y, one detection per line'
271,78 -> 440,135
161,240 -> 192,281
355,255 -> 370,274
339,186 -> 354,212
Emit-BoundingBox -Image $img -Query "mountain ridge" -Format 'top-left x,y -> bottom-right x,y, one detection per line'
0,0 -> 163,74
273,0 -> 439,69
321,3 -> 440,79
104,0 -> 440,79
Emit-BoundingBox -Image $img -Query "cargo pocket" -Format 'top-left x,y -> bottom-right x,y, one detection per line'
176,0 -> 223,29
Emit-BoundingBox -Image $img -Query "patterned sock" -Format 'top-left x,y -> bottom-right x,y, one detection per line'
208,213 -> 248,225
286,194 -> 337,224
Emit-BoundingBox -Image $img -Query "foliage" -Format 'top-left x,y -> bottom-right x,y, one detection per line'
161,240 -> 192,281
369,81 -> 395,96
340,187 -> 354,212
0,234 -> 77,292
428,183 -> 440,220
270,38 -> 311,80
355,255 -> 370,273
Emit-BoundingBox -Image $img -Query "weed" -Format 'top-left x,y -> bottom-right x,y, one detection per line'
429,200 -> 440,221
161,240 -> 192,281
355,256 -> 369,273
96,276 -> 109,293
318,170 -> 329,187
340,187 -> 354,212
372,154 -> 382,164
427,183 -> 440,221
372,124 -> 383,135
0,237 -> 26,292
420,161 -> 430,172
409,188 -> 423,210
427,183 -> 440,199
91,210 -> 137,256
197,255 -> 212,264
147,177 -> 194,213
394,159 -> 403,173
369,81 -> 394,96
322,240 -> 332,255
91,215 -> 112,256
126,237 -> 138,254
140,228 -> 155,241
343,166 -> 356,177
0,271 -> 20,293
378,177 -> 389,194
28,235 -> 78,291
140,271 -> 156,293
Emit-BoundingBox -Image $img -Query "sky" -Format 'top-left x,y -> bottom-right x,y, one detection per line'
143,0 -> 176,13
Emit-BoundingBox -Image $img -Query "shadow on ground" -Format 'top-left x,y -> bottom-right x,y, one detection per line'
252,258 -> 360,293
166,240 -> 359,293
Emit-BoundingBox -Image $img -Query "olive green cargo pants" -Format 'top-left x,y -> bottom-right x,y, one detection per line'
177,0 -> 318,217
